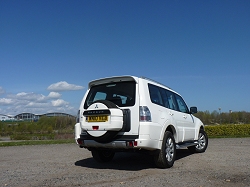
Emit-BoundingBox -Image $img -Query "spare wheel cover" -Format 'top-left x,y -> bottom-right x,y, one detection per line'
86,100 -> 122,143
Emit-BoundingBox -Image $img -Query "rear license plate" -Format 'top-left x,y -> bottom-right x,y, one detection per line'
87,116 -> 108,122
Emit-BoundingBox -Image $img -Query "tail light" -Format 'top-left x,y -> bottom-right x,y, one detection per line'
127,141 -> 138,147
139,106 -> 151,122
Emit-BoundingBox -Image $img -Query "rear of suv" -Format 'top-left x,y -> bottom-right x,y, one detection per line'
75,76 -> 208,168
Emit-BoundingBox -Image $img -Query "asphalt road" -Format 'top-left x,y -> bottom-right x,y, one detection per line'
0,138 -> 249,187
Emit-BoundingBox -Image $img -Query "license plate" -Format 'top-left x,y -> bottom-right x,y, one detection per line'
87,116 -> 108,122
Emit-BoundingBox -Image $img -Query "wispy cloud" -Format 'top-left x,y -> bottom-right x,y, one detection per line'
0,92 -> 74,115
0,82 -> 82,115
10,92 -> 48,102
47,92 -> 61,99
47,81 -> 84,92
0,87 -> 5,95
0,98 -> 14,105
51,99 -> 69,107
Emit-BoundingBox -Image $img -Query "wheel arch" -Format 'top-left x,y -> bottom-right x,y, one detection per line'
195,120 -> 205,140
161,123 -> 177,142
200,125 -> 205,131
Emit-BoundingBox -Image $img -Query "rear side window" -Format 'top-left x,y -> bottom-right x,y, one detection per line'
84,81 -> 136,109
148,83 -> 181,112
148,84 -> 163,106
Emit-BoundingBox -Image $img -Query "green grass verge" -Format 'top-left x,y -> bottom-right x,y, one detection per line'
0,139 -> 75,147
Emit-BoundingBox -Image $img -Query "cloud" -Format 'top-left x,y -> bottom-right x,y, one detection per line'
51,99 -> 69,107
0,98 -> 14,105
47,92 -> 61,99
0,87 -> 79,115
25,102 -> 50,108
7,92 -> 61,103
0,87 -> 5,95
47,81 -> 84,92
11,92 -> 47,102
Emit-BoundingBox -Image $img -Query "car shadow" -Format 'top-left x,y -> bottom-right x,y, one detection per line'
75,149 -> 193,171
175,149 -> 193,160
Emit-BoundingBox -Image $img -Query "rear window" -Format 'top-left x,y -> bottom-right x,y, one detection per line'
84,81 -> 136,109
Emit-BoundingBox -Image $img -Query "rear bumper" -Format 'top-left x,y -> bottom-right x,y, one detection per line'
76,136 -> 161,151
75,123 -> 161,150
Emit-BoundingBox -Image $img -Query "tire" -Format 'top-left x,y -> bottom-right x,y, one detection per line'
91,149 -> 115,162
87,100 -> 120,143
188,129 -> 208,153
154,131 -> 176,169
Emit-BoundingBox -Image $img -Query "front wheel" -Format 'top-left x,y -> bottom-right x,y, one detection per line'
154,131 -> 176,169
91,149 -> 115,162
188,129 -> 208,153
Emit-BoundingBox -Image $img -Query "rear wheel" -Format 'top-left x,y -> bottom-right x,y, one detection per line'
188,129 -> 208,153
154,131 -> 176,168
91,149 -> 115,162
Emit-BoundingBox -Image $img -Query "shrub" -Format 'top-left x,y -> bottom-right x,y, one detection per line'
205,124 -> 250,137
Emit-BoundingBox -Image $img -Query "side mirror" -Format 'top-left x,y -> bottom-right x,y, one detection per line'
190,107 -> 197,114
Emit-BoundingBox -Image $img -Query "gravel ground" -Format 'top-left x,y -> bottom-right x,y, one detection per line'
0,138 -> 249,187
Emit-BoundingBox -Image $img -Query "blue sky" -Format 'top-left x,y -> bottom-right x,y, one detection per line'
0,0 -> 250,115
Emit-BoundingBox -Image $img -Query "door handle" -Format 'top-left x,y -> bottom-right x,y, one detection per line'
170,113 -> 174,116
183,115 -> 187,119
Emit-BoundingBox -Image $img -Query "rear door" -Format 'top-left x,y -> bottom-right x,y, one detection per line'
83,76 -> 140,136
164,91 -> 185,142
174,94 -> 195,141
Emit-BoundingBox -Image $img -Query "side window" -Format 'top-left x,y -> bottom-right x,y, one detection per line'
159,88 -> 169,108
148,84 -> 163,106
175,94 -> 189,113
166,91 -> 178,111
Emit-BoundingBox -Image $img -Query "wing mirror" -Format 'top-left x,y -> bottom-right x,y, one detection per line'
190,107 -> 197,114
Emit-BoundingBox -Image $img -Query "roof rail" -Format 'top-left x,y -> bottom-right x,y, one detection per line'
141,76 -> 172,90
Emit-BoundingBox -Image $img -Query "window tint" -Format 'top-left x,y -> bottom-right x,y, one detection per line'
159,88 -> 169,108
93,92 -> 107,101
166,91 -> 178,111
84,81 -> 135,109
148,83 -> 189,113
175,94 -> 189,113
148,84 -> 163,106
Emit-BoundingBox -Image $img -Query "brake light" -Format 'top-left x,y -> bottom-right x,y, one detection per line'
139,106 -> 152,122
127,141 -> 138,147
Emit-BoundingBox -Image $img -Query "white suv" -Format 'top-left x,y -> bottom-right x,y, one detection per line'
75,76 -> 208,168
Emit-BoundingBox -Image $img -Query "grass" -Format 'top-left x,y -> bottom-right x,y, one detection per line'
0,139 -> 75,147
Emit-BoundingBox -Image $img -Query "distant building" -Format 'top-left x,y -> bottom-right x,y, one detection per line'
0,114 -> 15,121
1,112 -> 75,122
